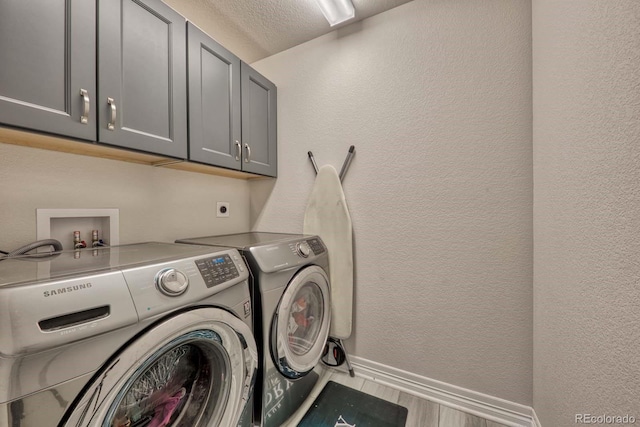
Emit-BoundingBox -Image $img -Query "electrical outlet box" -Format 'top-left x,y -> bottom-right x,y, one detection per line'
217,202 -> 230,218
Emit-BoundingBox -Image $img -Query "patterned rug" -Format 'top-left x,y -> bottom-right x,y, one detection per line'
298,381 -> 408,427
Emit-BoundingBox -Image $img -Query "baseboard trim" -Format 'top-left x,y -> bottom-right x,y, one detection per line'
531,409 -> 542,427
350,356 -> 539,427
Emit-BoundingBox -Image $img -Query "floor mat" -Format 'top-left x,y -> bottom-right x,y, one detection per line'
298,381 -> 408,427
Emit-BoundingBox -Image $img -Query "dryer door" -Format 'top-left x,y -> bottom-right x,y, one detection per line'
63,307 -> 257,427
271,265 -> 331,379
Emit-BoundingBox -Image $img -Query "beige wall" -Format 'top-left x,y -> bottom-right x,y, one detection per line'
533,1 -> 640,426
8,1 -> 638,420
0,143 -> 250,248
251,0 -> 533,404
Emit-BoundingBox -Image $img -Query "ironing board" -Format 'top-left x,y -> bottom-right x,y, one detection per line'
303,165 -> 353,339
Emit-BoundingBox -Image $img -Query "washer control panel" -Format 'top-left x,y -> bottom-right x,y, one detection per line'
288,238 -> 326,258
195,254 -> 240,288
122,248 -> 249,321
306,237 -> 326,255
248,236 -> 328,273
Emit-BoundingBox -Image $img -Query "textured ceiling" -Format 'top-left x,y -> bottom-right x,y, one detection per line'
164,0 -> 415,63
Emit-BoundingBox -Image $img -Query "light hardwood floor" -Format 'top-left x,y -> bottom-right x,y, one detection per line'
283,367 -> 510,427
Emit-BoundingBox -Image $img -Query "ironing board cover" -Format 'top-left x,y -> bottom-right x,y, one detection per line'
303,165 -> 353,339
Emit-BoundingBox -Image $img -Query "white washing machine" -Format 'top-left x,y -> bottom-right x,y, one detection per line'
176,233 -> 331,427
0,242 -> 257,427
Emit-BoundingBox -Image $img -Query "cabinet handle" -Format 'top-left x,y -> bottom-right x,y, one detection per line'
244,143 -> 251,163
80,89 -> 90,124
235,140 -> 241,161
107,97 -> 117,131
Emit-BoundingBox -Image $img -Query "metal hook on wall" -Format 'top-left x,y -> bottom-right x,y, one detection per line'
307,145 -> 356,183
308,151 -> 319,174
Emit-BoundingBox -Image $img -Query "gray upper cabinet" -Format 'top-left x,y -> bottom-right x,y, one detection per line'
187,24 -> 277,177
0,0 -> 96,141
187,23 -> 241,169
98,0 -> 187,159
0,1 -> 275,177
241,62 -> 277,177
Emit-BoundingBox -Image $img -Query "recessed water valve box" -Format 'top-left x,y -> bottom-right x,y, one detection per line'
36,208 -> 120,251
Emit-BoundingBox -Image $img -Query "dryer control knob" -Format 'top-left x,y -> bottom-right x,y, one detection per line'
296,241 -> 311,258
156,268 -> 189,296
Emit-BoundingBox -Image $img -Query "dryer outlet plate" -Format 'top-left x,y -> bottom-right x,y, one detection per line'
217,202 -> 230,217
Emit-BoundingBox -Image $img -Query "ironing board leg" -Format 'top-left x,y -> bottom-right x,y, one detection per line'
338,339 -> 355,377
308,151 -> 319,174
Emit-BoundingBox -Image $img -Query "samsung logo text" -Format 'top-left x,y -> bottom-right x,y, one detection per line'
43,283 -> 92,297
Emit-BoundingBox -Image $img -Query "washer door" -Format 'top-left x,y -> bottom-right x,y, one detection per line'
271,265 -> 331,379
63,307 -> 257,427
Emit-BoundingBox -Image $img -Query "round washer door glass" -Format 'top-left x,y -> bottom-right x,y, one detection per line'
63,307 -> 257,427
272,265 -> 331,379
109,331 -> 228,427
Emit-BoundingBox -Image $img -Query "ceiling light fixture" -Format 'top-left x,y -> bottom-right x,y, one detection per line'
315,0 -> 355,26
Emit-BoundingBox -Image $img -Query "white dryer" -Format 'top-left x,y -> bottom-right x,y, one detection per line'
176,233 -> 331,427
0,242 -> 257,427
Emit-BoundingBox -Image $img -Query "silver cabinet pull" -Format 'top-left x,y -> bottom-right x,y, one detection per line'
244,143 -> 251,163
235,140 -> 241,161
107,97 -> 117,131
80,89 -> 90,124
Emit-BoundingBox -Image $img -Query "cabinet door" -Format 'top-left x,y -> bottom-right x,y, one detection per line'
0,0 -> 96,141
98,0 -> 187,158
241,62 -> 277,177
187,23 -> 241,169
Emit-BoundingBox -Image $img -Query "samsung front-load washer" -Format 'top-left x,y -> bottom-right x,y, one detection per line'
0,242 -> 257,427
175,233 -> 331,427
